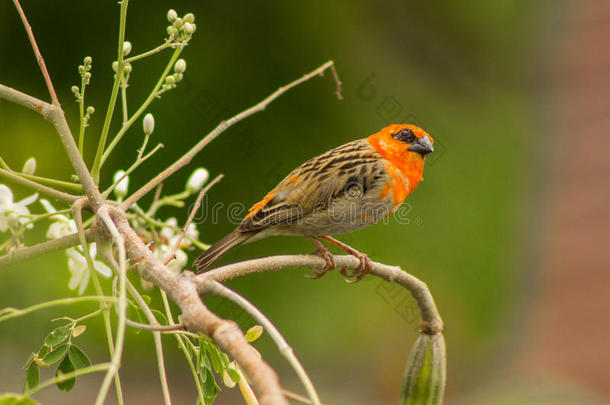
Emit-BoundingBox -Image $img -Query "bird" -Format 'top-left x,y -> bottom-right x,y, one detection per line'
193,124 -> 434,282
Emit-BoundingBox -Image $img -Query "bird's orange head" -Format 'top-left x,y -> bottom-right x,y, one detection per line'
367,124 -> 434,195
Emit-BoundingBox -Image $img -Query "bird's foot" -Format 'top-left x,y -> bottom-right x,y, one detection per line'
320,236 -> 373,284
339,251 -> 373,283
306,236 -> 336,279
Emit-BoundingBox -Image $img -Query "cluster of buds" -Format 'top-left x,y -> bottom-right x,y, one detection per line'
78,56 -> 92,85
160,58 -> 187,93
166,10 -> 196,43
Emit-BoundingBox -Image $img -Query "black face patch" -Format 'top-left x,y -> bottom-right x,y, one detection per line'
392,128 -> 417,144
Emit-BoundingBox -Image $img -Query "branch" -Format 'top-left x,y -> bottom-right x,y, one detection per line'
122,60 -> 342,209
0,168 -> 79,205
202,281 -> 321,405
0,229 -> 93,269
196,255 -> 443,334
108,207 -> 288,405
0,83 -> 53,117
12,0 -> 59,105
163,174 -> 223,265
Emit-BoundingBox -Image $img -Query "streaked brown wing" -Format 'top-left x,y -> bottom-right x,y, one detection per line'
239,139 -> 381,232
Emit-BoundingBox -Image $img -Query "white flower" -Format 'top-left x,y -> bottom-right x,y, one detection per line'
113,170 -> 129,199
66,244 -> 112,295
22,157 -> 37,175
40,199 -> 77,239
186,167 -> 209,194
143,113 -> 155,135
174,59 -> 186,74
0,184 -> 38,232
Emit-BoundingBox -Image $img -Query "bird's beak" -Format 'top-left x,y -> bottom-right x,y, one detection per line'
407,136 -> 434,156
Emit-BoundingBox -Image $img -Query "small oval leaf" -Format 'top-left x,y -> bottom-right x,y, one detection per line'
56,355 -> 75,391
72,325 -> 87,337
41,344 -> 69,366
44,327 -> 70,347
0,393 -> 42,405
245,325 -> 263,342
24,362 -> 39,391
68,345 -> 91,369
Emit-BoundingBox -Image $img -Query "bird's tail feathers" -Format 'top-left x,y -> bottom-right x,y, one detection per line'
193,229 -> 251,273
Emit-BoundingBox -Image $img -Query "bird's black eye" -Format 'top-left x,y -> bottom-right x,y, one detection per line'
392,128 -> 417,144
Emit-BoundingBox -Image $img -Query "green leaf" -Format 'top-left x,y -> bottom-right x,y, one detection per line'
68,345 -> 91,369
202,368 -> 219,400
24,362 -> 39,392
41,344 -> 69,366
0,393 -> 42,405
245,325 -> 263,342
44,327 -> 70,347
226,367 -> 241,384
38,345 -> 49,359
151,309 -> 167,325
56,354 -> 75,391
206,344 -> 223,373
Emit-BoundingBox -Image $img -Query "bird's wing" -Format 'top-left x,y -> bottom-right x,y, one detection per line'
239,139 -> 384,232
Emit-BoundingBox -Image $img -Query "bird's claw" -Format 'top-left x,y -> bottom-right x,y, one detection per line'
340,252 -> 373,283
306,248 -> 336,279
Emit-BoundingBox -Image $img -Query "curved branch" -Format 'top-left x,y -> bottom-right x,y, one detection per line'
202,280 -> 321,405
196,255 -> 443,334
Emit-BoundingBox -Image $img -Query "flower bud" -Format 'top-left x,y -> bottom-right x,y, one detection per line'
71,86 -> 80,95
186,167 -> 209,194
166,26 -> 174,36
87,106 -> 95,115
399,333 -> 446,404
173,18 -> 183,29
165,76 -> 176,86
183,13 -> 195,23
143,113 -> 155,135
112,61 -> 119,72
124,63 -> 132,73
122,41 -> 132,56
174,59 -> 186,73
174,73 -> 183,82
84,56 -> 92,65
22,157 -> 36,175
113,170 -> 129,198
183,22 -> 194,35
167,9 -> 178,23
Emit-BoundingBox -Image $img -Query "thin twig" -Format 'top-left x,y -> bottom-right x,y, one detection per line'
0,83 -> 52,117
163,174 -> 223,265
282,389 -> 327,405
12,0 -> 59,105
125,318 -> 185,332
125,280 -> 173,405
122,60 -> 342,209
72,199 -> 125,405
95,207 -> 128,405
203,281 -> 321,405
0,229 -> 93,269
0,168 -> 79,205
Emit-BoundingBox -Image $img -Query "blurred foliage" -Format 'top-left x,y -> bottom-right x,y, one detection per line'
0,0 -> 557,403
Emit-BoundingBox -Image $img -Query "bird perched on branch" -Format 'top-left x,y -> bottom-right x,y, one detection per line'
194,124 -> 434,282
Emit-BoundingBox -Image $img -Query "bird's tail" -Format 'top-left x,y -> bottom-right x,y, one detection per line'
193,229 -> 252,273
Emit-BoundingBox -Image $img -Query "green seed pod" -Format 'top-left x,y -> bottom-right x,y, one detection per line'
399,333 -> 446,405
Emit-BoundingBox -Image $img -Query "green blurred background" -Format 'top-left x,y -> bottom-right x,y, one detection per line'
1,1 -> 609,404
